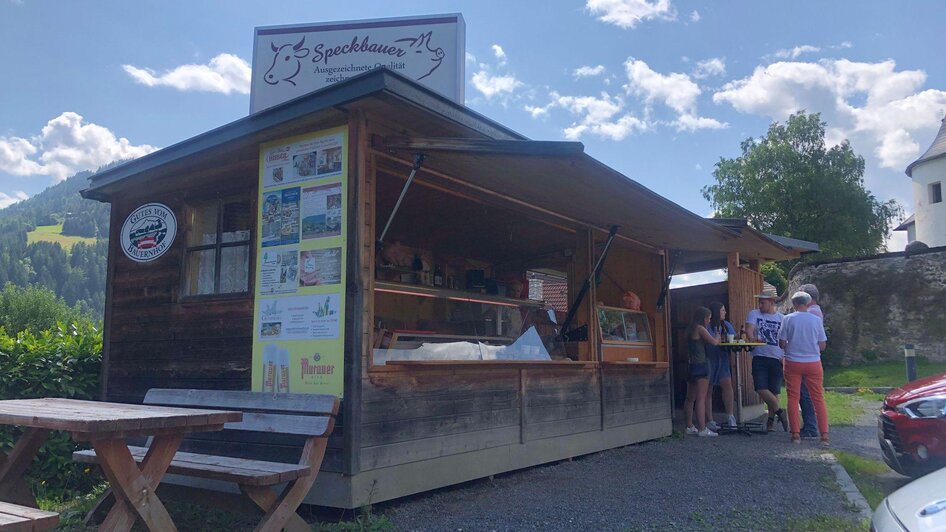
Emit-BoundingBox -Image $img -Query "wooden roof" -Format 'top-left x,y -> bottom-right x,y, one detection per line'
81,68 -> 809,260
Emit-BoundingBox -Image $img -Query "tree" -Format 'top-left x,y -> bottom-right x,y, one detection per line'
702,112 -> 900,265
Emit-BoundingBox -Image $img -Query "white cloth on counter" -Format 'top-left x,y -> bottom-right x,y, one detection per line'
380,326 -> 551,363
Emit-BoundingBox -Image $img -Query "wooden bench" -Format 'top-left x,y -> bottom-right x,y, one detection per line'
0,502 -> 58,532
74,389 -> 339,532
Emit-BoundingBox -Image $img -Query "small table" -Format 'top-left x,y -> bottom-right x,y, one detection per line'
717,342 -> 765,433
0,398 -> 241,532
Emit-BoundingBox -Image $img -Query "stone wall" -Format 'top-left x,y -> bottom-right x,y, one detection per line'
785,246 -> 946,365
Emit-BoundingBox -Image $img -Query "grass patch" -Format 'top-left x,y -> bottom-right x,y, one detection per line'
833,451 -> 909,511
825,359 -> 946,388
784,514 -> 867,531
26,224 -> 96,251
777,390 -> 875,426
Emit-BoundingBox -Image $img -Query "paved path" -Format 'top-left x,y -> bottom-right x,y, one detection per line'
383,424 -> 864,531
830,396 -> 884,460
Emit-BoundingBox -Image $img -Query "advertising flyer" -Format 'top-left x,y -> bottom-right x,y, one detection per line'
252,127 -> 347,397
299,247 -> 342,287
259,247 -> 299,295
301,182 -> 342,240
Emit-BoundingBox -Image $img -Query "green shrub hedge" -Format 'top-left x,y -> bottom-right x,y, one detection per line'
0,322 -> 103,498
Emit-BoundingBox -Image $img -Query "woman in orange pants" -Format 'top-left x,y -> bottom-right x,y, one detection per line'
778,292 -> 829,445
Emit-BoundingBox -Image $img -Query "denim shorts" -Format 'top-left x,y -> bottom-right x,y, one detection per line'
688,362 -> 709,382
751,356 -> 783,394
707,348 -> 732,385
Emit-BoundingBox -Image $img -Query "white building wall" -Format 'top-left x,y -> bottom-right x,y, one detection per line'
911,156 -> 946,247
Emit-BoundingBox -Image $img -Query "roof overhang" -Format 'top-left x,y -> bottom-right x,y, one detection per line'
894,214 -> 915,231
81,67 -> 817,260
82,68 -> 524,201
673,218 -> 818,273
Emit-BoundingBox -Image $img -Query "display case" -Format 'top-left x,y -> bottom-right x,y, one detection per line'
597,305 -> 657,363
372,281 -> 564,365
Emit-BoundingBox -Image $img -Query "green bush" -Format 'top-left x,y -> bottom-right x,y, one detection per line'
0,322 -> 103,498
0,283 -> 88,335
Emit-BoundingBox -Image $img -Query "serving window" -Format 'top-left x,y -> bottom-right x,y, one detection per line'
369,164 -> 577,366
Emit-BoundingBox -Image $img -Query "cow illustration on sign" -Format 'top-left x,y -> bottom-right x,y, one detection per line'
264,37 -> 309,86
395,31 -> 444,80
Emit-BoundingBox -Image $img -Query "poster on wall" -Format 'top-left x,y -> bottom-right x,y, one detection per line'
252,127 -> 347,397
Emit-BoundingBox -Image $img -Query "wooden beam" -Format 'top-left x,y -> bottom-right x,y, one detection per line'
374,135 -> 584,157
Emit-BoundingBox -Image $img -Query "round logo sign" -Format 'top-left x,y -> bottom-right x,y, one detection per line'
120,203 -> 177,262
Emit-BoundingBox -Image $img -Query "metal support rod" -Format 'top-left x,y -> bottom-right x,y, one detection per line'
656,250 -> 679,310
559,225 -> 619,339
378,153 -> 426,246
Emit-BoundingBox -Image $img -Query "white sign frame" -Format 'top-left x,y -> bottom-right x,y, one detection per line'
250,13 -> 465,113
120,202 -> 177,263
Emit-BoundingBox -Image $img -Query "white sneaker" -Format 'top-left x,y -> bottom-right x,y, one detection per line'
685,425 -> 699,435
698,428 -> 718,437
707,421 -> 721,431
728,415 -> 737,428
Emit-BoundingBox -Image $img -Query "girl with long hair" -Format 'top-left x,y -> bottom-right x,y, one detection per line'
683,307 -> 720,436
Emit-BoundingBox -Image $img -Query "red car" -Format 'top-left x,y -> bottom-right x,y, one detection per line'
879,372 -> 946,477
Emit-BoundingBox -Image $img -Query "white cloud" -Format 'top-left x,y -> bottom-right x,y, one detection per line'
586,0 -> 676,29
471,71 -> 523,99
574,65 -> 607,78
0,112 -> 157,182
713,59 -> 946,170
123,53 -> 250,95
670,269 -> 727,288
695,163 -> 703,171
692,57 -> 726,79
773,44 -> 821,60
624,58 -> 727,131
524,104 -> 553,119
491,44 -> 507,62
465,52 -> 477,64
550,92 -> 648,141
689,10 -> 700,22
0,191 -> 28,209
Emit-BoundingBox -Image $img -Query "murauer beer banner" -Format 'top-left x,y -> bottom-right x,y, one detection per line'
252,127 -> 347,397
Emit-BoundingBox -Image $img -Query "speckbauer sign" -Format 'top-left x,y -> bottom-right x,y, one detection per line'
120,203 -> 177,262
250,14 -> 465,113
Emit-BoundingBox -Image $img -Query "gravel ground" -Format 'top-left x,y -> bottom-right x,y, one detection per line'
382,423 -> 862,531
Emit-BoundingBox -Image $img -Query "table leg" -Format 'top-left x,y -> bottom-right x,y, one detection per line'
734,349 -> 743,423
0,428 -> 49,507
94,434 -> 182,532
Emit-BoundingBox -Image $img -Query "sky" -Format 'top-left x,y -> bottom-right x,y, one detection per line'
1,0 -> 944,285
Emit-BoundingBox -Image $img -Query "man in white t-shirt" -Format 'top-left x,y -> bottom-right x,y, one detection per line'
745,287 -> 787,432
778,291 -> 829,444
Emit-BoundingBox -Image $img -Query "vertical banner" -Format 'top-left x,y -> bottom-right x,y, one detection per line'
252,126 -> 347,397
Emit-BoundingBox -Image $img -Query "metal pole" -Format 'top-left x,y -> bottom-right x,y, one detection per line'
378,153 -> 426,246
904,343 -> 917,382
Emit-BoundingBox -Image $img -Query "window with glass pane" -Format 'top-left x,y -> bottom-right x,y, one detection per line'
183,198 -> 251,296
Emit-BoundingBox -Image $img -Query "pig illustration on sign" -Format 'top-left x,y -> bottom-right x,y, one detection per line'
264,37 -> 310,86
394,31 -> 445,80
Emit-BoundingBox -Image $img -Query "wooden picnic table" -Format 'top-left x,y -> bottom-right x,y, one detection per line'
0,398 -> 242,532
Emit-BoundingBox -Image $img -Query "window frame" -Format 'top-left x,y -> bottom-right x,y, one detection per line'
180,195 -> 254,300
930,182 -> 943,205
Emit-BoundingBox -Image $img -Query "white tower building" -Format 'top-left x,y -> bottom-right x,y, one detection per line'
905,116 -> 946,247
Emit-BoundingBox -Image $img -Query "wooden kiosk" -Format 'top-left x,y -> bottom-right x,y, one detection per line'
82,69 -> 808,508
